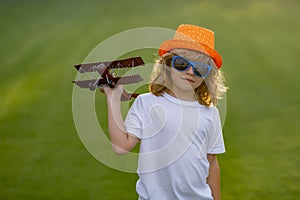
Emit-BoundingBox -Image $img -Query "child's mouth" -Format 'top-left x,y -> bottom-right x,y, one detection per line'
182,77 -> 195,83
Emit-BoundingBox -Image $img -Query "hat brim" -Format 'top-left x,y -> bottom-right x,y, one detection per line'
159,40 -> 222,68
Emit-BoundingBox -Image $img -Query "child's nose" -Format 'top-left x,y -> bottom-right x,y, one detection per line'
186,65 -> 194,75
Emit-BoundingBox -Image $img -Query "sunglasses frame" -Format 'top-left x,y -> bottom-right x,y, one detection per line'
171,55 -> 212,78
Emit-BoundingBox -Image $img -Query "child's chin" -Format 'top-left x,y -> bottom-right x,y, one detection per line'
176,83 -> 195,91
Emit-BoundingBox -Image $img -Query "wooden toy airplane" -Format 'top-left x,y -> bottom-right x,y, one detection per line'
72,57 -> 145,101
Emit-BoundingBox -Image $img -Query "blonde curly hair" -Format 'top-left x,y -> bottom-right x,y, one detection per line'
149,49 -> 227,106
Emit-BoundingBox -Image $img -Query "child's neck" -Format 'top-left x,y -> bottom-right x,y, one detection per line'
167,88 -> 197,102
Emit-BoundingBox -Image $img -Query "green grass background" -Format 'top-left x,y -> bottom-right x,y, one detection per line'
0,0 -> 299,199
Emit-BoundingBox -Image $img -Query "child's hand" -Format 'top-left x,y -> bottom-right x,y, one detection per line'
101,85 -> 124,100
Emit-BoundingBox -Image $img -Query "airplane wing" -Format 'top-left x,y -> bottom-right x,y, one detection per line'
117,74 -> 143,84
72,75 -> 143,90
74,57 -> 145,73
72,79 -> 141,101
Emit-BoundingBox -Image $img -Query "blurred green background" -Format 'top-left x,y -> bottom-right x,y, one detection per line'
0,0 -> 299,199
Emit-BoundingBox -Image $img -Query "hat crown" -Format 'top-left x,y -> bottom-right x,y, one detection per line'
174,24 -> 215,49
158,24 -> 222,68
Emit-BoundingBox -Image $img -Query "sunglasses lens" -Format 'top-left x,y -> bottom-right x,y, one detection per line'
173,57 -> 189,71
194,63 -> 210,77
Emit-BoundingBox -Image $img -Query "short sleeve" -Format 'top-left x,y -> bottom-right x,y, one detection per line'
124,96 -> 143,139
206,107 -> 226,154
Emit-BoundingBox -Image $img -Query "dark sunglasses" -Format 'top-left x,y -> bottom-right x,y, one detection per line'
171,55 -> 212,78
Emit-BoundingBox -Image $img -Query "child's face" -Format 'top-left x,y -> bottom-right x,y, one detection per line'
170,65 -> 203,92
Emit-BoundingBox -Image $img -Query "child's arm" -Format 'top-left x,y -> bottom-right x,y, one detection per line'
102,86 -> 139,155
207,154 -> 221,200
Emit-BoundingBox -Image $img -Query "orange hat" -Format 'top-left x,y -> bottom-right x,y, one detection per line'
159,24 -> 223,68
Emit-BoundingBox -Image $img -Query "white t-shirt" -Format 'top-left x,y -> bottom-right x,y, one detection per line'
125,93 -> 225,200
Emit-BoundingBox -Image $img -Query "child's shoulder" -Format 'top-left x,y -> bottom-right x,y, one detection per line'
209,105 -> 220,113
137,92 -> 154,98
136,92 -> 160,101
205,105 -> 220,115
134,93 -> 166,107
207,106 -> 222,123
133,93 -> 156,104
